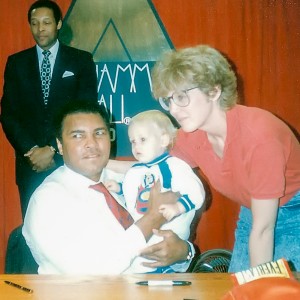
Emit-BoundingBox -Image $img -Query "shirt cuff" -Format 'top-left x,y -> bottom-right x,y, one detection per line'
171,241 -> 196,272
29,145 -> 39,151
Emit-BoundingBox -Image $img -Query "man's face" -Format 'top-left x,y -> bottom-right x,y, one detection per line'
57,113 -> 111,182
30,7 -> 62,50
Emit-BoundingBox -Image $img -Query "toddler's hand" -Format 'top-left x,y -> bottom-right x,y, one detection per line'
104,180 -> 121,193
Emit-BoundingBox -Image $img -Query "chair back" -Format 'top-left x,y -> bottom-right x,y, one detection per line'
5,225 -> 38,274
188,248 -> 232,273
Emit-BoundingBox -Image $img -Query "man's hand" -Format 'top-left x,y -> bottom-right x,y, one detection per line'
24,146 -> 56,172
135,181 -> 179,240
139,229 -> 189,267
147,180 -> 179,215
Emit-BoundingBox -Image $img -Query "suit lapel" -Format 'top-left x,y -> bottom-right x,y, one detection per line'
49,44 -> 67,96
27,47 -> 45,106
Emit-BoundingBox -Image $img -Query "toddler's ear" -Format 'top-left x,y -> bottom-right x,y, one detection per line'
161,133 -> 171,148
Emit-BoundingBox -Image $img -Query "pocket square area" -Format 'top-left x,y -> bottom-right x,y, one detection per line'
62,71 -> 74,78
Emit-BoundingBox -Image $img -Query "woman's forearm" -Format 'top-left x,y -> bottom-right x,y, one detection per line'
249,198 -> 278,267
249,227 -> 274,267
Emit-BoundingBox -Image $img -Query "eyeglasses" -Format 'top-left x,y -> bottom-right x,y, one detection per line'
158,87 -> 199,111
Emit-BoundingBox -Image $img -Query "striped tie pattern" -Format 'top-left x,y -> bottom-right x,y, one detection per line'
41,50 -> 51,105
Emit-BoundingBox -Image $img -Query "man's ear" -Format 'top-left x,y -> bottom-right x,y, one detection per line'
161,133 -> 171,148
57,20 -> 62,30
208,86 -> 222,101
56,138 -> 63,155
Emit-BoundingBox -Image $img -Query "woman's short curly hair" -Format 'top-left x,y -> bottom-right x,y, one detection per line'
151,45 -> 238,110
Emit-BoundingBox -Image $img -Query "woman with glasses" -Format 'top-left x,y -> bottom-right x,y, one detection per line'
150,45 -> 300,272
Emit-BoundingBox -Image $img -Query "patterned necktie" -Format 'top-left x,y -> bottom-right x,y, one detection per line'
89,182 -> 134,229
41,50 -> 51,105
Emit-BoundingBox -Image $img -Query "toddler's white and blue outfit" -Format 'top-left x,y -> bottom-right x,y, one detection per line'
122,152 -> 205,274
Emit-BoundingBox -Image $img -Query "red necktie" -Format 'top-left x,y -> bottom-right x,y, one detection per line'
89,182 -> 134,229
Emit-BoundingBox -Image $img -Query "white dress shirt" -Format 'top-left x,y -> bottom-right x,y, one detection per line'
37,40 -> 59,76
23,165 -> 146,275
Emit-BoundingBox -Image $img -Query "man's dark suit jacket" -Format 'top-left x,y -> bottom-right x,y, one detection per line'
1,42 -> 98,216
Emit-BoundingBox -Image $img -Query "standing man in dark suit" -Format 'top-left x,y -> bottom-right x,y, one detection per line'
1,0 -> 98,218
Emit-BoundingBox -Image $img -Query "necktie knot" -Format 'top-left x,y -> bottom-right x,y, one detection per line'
89,182 -> 106,193
42,50 -> 51,58
89,183 -> 134,229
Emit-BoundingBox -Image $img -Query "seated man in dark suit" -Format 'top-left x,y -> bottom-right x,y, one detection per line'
22,100 -> 194,274
1,0 -> 98,218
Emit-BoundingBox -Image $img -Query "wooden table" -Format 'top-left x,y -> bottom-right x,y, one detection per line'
1,273 -> 299,300
0,273 -> 233,300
